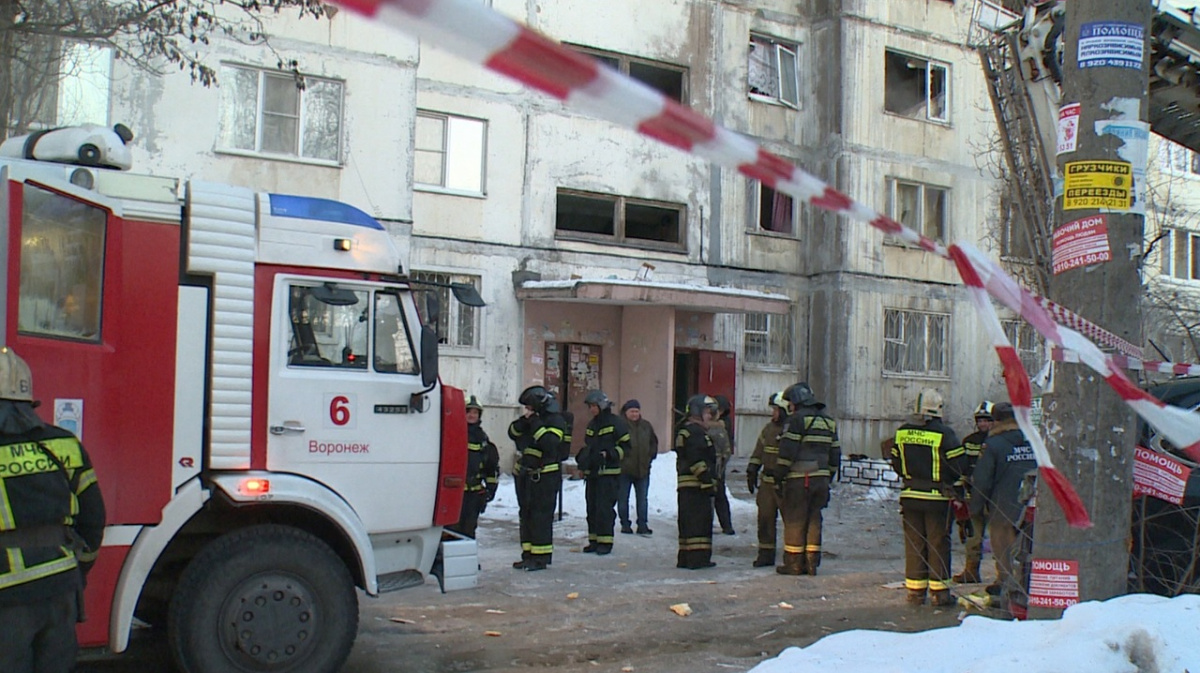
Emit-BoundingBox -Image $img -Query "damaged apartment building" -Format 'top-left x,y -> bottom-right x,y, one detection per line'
30,0 -> 1016,454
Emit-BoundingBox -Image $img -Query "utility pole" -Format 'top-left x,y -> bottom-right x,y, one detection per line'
1029,0 -> 1150,618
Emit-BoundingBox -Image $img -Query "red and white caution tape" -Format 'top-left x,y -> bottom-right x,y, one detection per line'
1036,298 -> 1143,360
1054,347 -> 1200,377
331,0 -> 1200,525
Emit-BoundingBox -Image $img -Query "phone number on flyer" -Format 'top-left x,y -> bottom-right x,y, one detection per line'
1028,596 -> 1078,609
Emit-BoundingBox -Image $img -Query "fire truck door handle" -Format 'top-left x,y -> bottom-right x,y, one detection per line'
270,422 -> 307,435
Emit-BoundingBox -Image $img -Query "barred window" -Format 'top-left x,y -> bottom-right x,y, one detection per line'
411,271 -> 481,349
1002,319 -> 1043,375
884,309 -> 948,376
744,310 -> 795,367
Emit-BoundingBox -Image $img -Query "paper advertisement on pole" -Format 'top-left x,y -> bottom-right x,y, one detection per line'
1078,22 -> 1144,70
1063,161 -> 1132,210
1028,559 -> 1080,609
1133,446 -> 1191,505
1057,103 -> 1081,155
1095,119 -> 1148,215
1052,215 -> 1112,274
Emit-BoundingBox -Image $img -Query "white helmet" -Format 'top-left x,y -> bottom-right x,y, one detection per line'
768,391 -> 790,413
0,347 -> 34,403
915,388 -> 944,418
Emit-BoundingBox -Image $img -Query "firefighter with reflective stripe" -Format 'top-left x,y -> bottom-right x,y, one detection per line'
953,400 -> 993,584
747,391 -> 788,567
773,382 -> 840,576
450,395 -> 499,539
674,395 -> 718,569
512,385 -> 566,571
706,396 -> 735,536
890,388 -> 965,606
578,390 -> 629,555
0,347 -> 106,673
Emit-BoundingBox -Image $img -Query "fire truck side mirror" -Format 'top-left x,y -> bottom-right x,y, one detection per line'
420,324 -> 439,389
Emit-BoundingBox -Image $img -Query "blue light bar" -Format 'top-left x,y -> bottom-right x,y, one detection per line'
268,194 -> 384,230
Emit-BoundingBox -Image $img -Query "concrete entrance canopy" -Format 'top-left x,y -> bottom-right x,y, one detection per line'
516,278 -> 790,314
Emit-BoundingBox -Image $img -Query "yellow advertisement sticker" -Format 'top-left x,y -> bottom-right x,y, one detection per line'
1063,160 -> 1133,210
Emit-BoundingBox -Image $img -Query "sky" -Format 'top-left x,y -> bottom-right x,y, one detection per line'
485,452 -> 1200,673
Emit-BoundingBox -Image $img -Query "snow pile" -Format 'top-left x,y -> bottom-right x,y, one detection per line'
750,593 -> 1200,673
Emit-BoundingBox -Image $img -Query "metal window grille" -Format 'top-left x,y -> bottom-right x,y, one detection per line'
411,271 -> 481,349
884,309 -> 949,375
744,310 -> 795,367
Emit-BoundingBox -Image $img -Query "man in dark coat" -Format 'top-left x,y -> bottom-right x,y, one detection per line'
675,395 -> 718,569
618,399 -> 658,536
970,401 -> 1036,594
449,395 -> 499,539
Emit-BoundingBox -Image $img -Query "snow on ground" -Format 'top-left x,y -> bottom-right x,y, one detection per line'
751,593 -> 1200,673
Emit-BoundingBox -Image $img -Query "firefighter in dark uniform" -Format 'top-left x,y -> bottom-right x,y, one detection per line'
450,395 -> 499,539
578,390 -> 629,555
746,391 -> 788,568
953,400 -> 993,584
890,388 -> 965,606
773,382 -> 840,576
512,386 -> 566,571
0,346 -> 106,673
674,395 -> 719,569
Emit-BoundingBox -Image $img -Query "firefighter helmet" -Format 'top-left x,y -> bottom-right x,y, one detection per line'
685,394 -> 718,419
584,389 -> 612,410
783,381 -> 818,408
768,391 -> 789,412
973,400 -> 995,420
0,347 -> 33,403
465,395 -> 484,413
518,385 -> 554,413
916,388 -> 944,418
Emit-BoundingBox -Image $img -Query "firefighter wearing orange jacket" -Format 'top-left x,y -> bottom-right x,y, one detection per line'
890,388 -> 965,606
773,382 -> 840,576
0,347 -> 106,673
674,395 -> 719,570
746,391 -> 789,568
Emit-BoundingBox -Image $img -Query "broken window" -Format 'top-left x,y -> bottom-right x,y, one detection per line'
746,179 -> 795,235
884,309 -> 949,376
555,189 -> 686,250
218,64 -> 343,162
415,111 -> 487,194
569,45 -> 688,103
888,178 -> 948,241
884,50 -> 949,122
748,34 -> 799,108
744,310 -> 796,367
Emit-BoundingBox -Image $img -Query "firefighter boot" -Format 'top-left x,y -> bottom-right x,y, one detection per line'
805,552 -> 821,576
906,589 -> 927,605
775,552 -> 806,575
953,559 -> 982,584
595,543 -> 613,555
929,589 -> 954,607
512,550 -> 532,569
753,549 -> 775,568
523,557 -> 549,572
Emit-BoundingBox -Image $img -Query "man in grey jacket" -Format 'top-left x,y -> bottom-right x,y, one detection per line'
969,402 -> 1036,594
618,400 -> 658,536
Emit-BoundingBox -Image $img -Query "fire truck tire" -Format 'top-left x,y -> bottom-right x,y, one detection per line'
167,524 -> 358,673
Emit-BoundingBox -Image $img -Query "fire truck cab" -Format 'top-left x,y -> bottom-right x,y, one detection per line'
0,127 -> 475,672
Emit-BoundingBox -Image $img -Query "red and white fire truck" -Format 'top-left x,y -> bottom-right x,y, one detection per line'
0,125 -> 478,672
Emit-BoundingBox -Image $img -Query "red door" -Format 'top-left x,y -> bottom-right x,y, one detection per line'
699,349 -> 737,450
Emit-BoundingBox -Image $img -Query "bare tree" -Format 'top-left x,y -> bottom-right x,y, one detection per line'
0,0 -> 328,135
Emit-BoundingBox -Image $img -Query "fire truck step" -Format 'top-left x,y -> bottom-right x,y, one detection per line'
378,569 -> 425,593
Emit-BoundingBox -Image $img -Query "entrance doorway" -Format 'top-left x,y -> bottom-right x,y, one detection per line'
543,342 -> 601,455
673,349 -> 737,436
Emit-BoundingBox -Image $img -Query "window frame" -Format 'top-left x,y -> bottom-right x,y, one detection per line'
554,188 -> 688,252
886,178 -> 949,243
1160,141 -> 1200,178
410,271 -> 484,352
1001,319 -> 1044,375
746,178 -> 802,238
743,309 -> 797,369
567,45 -> 689,103
414,109 -> 489,197
748,34 -> 801,109
883,308 -> 950,378
1159,228 -> 1200,281
884,49 -> 951,124
216,64 -> 345,165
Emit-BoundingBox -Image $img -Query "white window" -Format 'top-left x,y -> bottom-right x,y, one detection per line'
1160,140 -> 1200,177
884,309 -> 949,376
747,178 -> 797,236
12,39 -> 111,132
411,271 -> 482,349
415,111 -> 487,194
217,65 -> 343,163
1160,228 -> 1200,281
888,178 -> 948,241
744,310 -> 796,367
1002,319 -> 1043,375
748,34 -> 799,108
884,50 -> 949,123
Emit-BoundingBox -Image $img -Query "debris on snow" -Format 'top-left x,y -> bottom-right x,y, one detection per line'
388,617 -> 414,624
484,630 -> 502,637
485,609 -> 505,614
567,592 -> 580,600
670,603 -> 693,616
778,602 -> 794,610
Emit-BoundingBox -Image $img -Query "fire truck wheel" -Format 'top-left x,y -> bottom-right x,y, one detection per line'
167,524 -> 358,673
